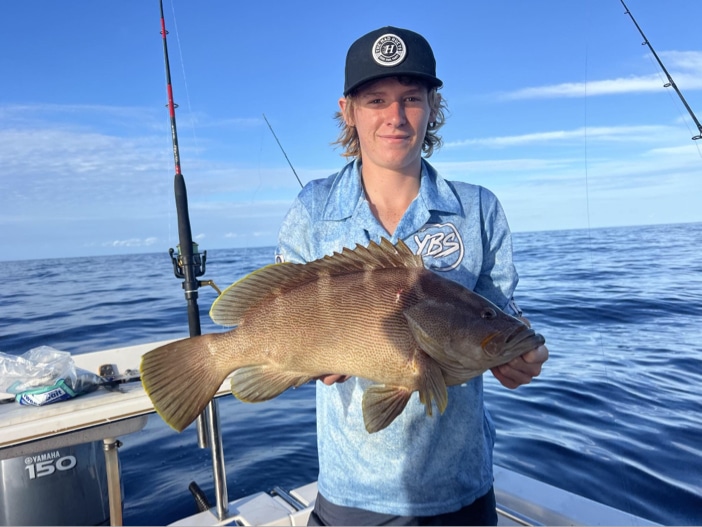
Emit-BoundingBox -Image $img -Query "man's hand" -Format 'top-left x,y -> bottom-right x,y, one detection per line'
490,316 -> 549,389
491,345 -> 548,389
316,374 -> 352,386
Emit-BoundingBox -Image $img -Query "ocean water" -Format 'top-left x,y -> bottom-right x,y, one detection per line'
1,222 -> 701,525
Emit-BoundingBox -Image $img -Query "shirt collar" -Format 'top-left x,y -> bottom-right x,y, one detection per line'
418,160 -> 462,216
322,158 -> 462,221
322,160 -> 364,221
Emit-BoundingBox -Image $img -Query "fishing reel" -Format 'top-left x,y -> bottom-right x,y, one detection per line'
169,243 -> 222,295
169,242 -> 206,279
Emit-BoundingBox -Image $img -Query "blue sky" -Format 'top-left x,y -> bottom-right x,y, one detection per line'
1,1 -> 701,261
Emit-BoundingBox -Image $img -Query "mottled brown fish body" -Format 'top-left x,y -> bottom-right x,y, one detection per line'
233,267 -> 428,382
140,239 -> 545,434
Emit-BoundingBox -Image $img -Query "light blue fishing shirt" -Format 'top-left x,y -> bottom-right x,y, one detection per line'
276,158 -> 521,516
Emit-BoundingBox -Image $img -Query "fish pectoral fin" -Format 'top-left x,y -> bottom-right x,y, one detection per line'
404,304 -> 446,360
361,385 -> 412,434
230,365 -> 313,403
404,301 -> 472,376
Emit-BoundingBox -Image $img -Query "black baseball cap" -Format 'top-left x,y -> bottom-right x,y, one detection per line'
343,26 -> 443,96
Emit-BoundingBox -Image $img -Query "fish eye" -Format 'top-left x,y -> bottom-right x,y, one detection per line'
481,308 -> 497,320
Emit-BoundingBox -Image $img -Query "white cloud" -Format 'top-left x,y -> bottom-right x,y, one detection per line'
444,125 -> 672,149
102,237 -> 159,248
500,51 -> 702,100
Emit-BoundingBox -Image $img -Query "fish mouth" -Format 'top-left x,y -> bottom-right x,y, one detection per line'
504,325 -> 546,355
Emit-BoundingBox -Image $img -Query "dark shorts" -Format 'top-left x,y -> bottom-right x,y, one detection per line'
307,487 -> 498,526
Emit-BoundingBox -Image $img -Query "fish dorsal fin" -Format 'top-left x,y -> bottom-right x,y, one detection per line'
210,238 -> 423,326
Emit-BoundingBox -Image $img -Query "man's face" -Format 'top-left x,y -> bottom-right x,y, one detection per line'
339,77 -> 433,175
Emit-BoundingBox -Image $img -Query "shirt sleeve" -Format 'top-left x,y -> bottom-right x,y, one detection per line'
275,196 -> 314,264
474,187 -> 521,314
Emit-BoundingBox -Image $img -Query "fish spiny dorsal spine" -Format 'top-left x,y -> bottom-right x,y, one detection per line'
210,238 -> 423,326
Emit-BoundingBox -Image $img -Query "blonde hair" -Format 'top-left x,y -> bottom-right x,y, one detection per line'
333,76 -> 448,159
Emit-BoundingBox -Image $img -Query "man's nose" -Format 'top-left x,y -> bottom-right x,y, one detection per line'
385,100 -> 407,126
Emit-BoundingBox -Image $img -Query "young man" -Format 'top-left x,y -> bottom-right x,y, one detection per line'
276,26 -> 548,526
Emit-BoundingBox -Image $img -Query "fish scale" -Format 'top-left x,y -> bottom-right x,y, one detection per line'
141,238 -> 545,433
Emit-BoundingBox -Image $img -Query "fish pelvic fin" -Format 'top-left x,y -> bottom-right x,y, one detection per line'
362,385 -> 413,434
417,358 -> 449,417
140,333 -> 233,432
210,238 -> 423,326
230,365 -> 313,402
362,359 -> 448,434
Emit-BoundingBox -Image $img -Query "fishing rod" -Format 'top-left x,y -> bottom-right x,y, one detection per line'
263,113 -> 304,188
157,0 -> 229,520
620,0 -> 702,140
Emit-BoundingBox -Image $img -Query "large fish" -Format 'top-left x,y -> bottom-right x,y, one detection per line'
140,238 -> 545,434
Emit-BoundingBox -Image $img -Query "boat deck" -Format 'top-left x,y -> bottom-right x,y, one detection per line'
1,341 -> 163,459
0,341 -> 659,526
171,471 -> 658,527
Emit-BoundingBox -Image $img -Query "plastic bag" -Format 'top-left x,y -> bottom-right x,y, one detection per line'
0,346 -> 104,406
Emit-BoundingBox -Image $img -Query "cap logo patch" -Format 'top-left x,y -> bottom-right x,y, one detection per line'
372,33 -> 406,67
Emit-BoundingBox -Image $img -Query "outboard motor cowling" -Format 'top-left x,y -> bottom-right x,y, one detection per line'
0,441 -> 112,526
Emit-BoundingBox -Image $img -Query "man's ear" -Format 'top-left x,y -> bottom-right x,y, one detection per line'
339,97 -> 354,126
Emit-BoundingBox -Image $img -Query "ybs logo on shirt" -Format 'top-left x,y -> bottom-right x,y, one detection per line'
413,223 -> 464,272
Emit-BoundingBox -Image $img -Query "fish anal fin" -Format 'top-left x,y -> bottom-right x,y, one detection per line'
362,385 -> 412,434
230,365 -> 313,402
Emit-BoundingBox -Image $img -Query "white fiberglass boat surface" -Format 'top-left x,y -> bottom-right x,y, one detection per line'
0,341 -> 658,526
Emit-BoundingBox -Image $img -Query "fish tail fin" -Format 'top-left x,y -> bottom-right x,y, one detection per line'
140,333 -> 233,432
